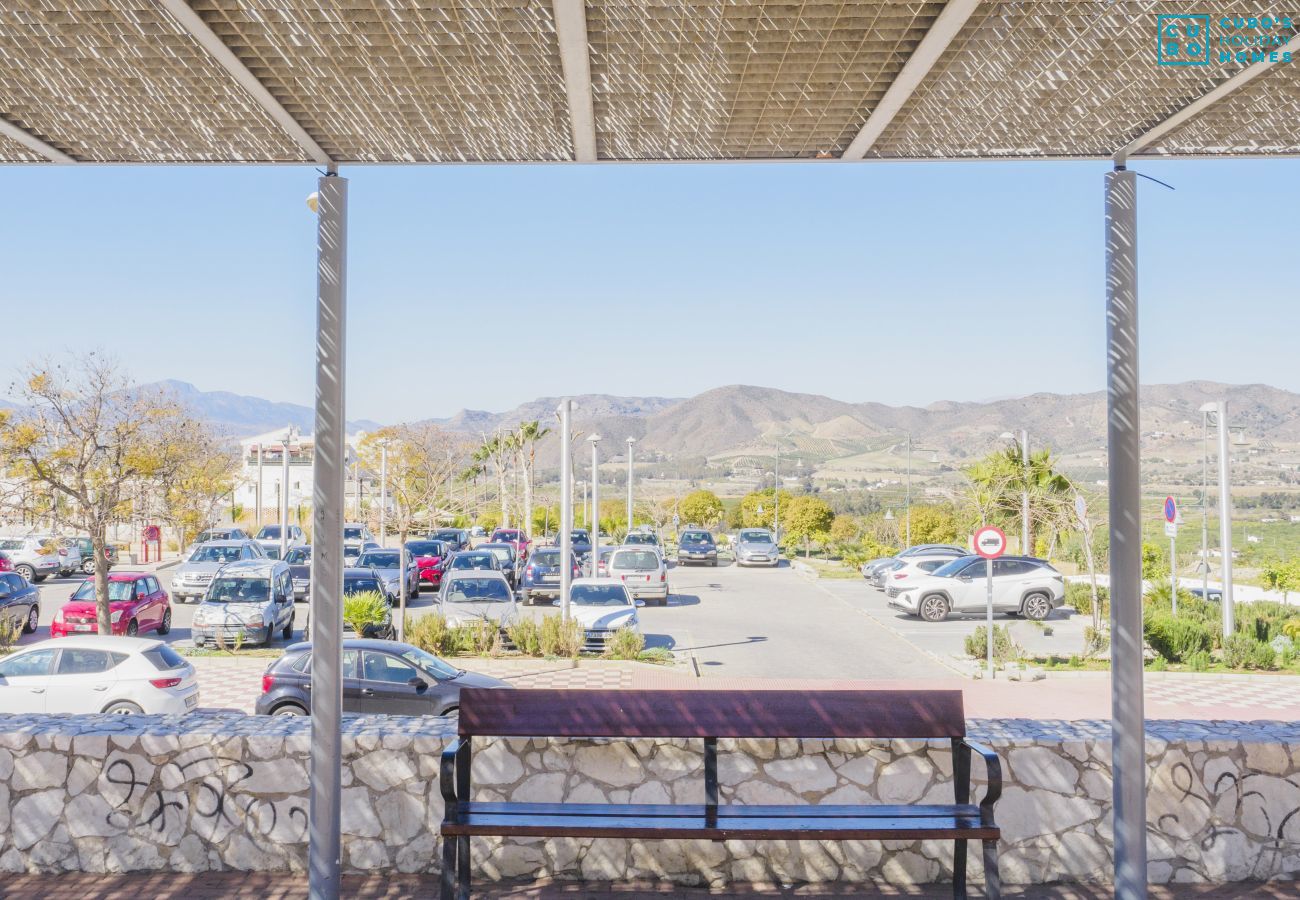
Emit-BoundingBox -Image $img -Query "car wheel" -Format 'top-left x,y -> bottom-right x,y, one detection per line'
126,619 -> 139,636
272,703 -> 306,716
412,583 -> 420,599
442,706 -> 459,719
521,591 -> 532,606
15,565 -> 34,582
33,574 -> 47,583
711,559 -> 718,567
265,624 -> 275,645
81,559 -> 95,575
1022,592 -> 1052,621
23,605 -> 39,634
918,594 -> 950,622
157,608 -> 172,636
282,620 -> 293,640
104,701 -> 143,715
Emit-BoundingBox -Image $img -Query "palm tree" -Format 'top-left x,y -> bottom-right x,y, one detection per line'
513,420 -> 551,537
965,444 -> 1076,555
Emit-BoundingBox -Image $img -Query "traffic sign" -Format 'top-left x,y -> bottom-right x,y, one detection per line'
974,526 -> 1007,560
1163,496 -> 1178,524
1165,521 -> 1178,538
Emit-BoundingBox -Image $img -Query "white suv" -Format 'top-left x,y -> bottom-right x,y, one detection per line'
0,536 -> 60,583
888,555 -> 1065,622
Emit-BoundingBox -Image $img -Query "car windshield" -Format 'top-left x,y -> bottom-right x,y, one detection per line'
399,646 -> 461,679
256,526 -> 282,540
612,550 -> 659,571
492,531 -> 518,541
452,555 -> 493,569
483,547 -> 513,563
285,547 -> 311,564
196,531 -> 230,543
344,527 -> 365,540
570,531 -> 589,542
531,551 -> 561,567
206,577 -> 270,603
682,531 -> 712,543
433,531 -> 460,541
343,577 -> 382,595
406,541 -> 443,556
188,545 -> 244,563
72,580 -> 138,601
444,578 -> 511,602
931,558 -> 976,578
739,531 -> 772,543
625,533 -> 655,544
570,584 -> 631,606
358,551 -> 400,568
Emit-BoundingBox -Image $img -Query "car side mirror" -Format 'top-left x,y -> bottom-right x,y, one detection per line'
408,676 -> 425,689
635,599 -> 645,608
958,574 -> 972,582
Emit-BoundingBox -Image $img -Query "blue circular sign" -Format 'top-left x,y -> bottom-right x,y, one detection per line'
1163,496 -> 1177,523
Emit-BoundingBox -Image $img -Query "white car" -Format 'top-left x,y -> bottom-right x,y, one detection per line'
873,555 -> 958,591
192,559 -> 296,647
254,524 -> 307,559
607,546 -> 669,606
569,578 -> 642,652
888,555 -> 1067,622
0,636 -> 199,714
172,540 -> 267,602
437,572 -> 518,629
0,535 -> 60,583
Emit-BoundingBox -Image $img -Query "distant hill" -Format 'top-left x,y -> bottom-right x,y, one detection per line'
144,380 -> 382,437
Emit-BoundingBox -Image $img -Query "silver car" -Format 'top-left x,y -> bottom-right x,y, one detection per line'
192,559 -> 296,647
733,529 -> 780,568
607,546 -> 669,605
356,548 -> 421,602
0,536 -> 59,583
254,524 -> 307,559
888,555 -> 1066,622
172,540 -> 267,602
437,573 -> 518,630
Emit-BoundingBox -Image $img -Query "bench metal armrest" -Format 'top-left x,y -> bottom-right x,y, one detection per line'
440,737 -> 464,809
961,738 -> 1002,818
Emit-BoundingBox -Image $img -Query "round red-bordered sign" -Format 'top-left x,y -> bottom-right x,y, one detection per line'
974,526 -> 1007,560
1163,496 -> 1177,524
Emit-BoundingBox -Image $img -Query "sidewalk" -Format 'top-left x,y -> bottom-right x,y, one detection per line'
5,873 -> 1297,899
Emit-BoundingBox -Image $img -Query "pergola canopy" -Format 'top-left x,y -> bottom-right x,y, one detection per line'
2,0 -> 1297,165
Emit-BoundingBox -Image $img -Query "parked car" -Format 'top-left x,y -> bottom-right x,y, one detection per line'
1188,586 -> 1224,603
677,529 -> 718,566
0,571 -> 41,635
405,540 -> 450,588
191,559 -> 296,647
172,540 -> 267,602
429,528 -> 470,552
594,547 -> 615,577
477,543 -> 520,587
519,547 -> 581,605
194,527 -> 250,544
623,531 -> 660,549
860,556 -> 898,581
0,551 -> 11,573
255,639 -> 508,717
52,572 -> 171,638
284,545 -> 312,600
343,540 -> 381,565
607,546 -> 669,605
898,544 -> 968,559
56,536 -> 118,576
356,548 -> 421,602
489,528 -> 531,563
447,550 -> 503,578
254,524 -> 307,559
569,579 -> 642,652
343,523 -> 375,549
469,526 -> 487,538
888,555 -> 1066,622
875,556 -> 956,592
0,636 -> 198,714
733,529 -> 780,568
437,572 -> 518,630
0,536 -> 59,583
569,528 -> 593,561
302,568 -> 396,639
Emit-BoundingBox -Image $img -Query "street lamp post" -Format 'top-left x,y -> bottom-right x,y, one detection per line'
904,434 -> 939,549
1201,401 -> 1237,634
625,436 -> 636,537
1201,407 -> 1211,602
279,425 -> 298,560
557,400 -> 574,621
589,434 -> 602,577
255,443 -> 264,530
378,439 -> 389,546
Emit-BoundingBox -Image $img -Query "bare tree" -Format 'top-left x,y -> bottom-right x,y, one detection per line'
0,356 -> 200,631
152,424 -> 241,555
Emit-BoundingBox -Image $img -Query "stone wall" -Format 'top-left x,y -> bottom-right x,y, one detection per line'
0,713 -> 1297,885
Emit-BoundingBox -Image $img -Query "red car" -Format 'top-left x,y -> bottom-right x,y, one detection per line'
51,572 -> 172,638
490,528 -> 531,563
404,539 -> 450,588
0,551 -> 11,574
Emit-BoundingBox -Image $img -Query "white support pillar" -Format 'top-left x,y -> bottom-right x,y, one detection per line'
309,169 -> 347,900
558,400 -> 574,619
1105,166 -> 1147,900
1216,401 -> 1235,634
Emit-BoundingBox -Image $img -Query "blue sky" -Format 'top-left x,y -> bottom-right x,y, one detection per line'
0,159 -> 1293,423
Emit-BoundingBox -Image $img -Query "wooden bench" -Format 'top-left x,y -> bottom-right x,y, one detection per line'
439,689 -> 1001,900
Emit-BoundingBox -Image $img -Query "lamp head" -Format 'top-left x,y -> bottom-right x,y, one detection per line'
588,434 -> 602,445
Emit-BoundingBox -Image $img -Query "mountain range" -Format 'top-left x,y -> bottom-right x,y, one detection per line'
139,380 -> 1300,471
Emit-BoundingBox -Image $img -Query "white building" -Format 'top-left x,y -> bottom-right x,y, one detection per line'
235,429 -> 369,520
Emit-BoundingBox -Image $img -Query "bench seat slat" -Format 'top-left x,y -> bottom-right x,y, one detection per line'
454,802 -> 984,820
443,812 -> 997,841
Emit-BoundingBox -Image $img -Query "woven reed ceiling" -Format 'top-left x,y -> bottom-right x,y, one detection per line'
1,0 -> 1296,163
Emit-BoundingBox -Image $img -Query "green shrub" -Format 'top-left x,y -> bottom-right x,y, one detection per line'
964,625 -> 1021,662
538,615 -> 582,658
1184,650 -> 1212,672
1221,634 -> 1276,670
343,591 -> 390,637
405,613 -> 454,655
1144,614 -> 1213,662
1235,603 -> 1293,643
506,619 -> 542,656
1143,583 -> 1215,621
1148,656 -> 1167,671
603,627 -> 646,660
1282,619 -> 1300,642
455,619 -> 500,655
0,616 -> 20,652
1066,583 -> 1109,618
1082,626 -> 1109,659
637,646 -> 674,664
1248,641 -> 1277,670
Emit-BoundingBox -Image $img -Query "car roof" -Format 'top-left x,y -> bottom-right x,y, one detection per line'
571,577 -> 627,588
342,566 -> 381,575
445,570 -> 509,582
100,571 -> 151,582
214,559 -> 285,574
20,635 -> 163,653
198,539 -> 257,547
477,542 -> 513,549
283,637 -> 418,654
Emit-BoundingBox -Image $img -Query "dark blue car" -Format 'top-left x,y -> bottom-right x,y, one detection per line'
520,547 -> 580,606
677,529 -> 718,567
0,572 -> 41,634
569,529 -> 593,561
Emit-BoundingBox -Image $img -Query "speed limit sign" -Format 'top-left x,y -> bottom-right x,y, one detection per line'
974,526 -> 1007,560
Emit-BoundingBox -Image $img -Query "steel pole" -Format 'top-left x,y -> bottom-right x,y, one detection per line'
256,445 -> 264,529
1021,429 -> 1030,554
905,434 -> 912,548
985,556 -> 994,680
1202,412 -> 1210,602
559,400 -> 573,620
1217,401 -> 1235,634
379,442 -> 387,546
590,440 -> 600,576
773,441 -> 780,539
309,170 -> 346,900
1105,166 -> 1147,900
626,439 -> 635,536
280,426 -> 292,560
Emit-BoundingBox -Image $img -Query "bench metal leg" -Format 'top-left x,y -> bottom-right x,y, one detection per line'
440,834 -> 456,900
952,838 -> 968,899
456,834 -> 471,900
982,839 -> 1000,900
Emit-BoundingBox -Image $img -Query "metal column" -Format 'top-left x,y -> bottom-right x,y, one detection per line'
589,437 -> 601,577
309,170 -> 346,900
558,400 -> 573,620
1105,166 -> 1147,899
1020,429 -> 1030,554
280,425 -> 293,560
1216,400 -> 1235,634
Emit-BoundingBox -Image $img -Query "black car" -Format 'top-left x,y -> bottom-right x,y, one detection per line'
284,546 -> 311,601
569,529 -> 593,561
475,542 -> 519,587
429,529 -> 470,552
255,638 -> 508,716
0,572 -> 40,635
677,529 -> 718,566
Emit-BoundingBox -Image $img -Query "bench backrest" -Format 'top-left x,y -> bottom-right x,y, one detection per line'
458,688 -> 965,739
